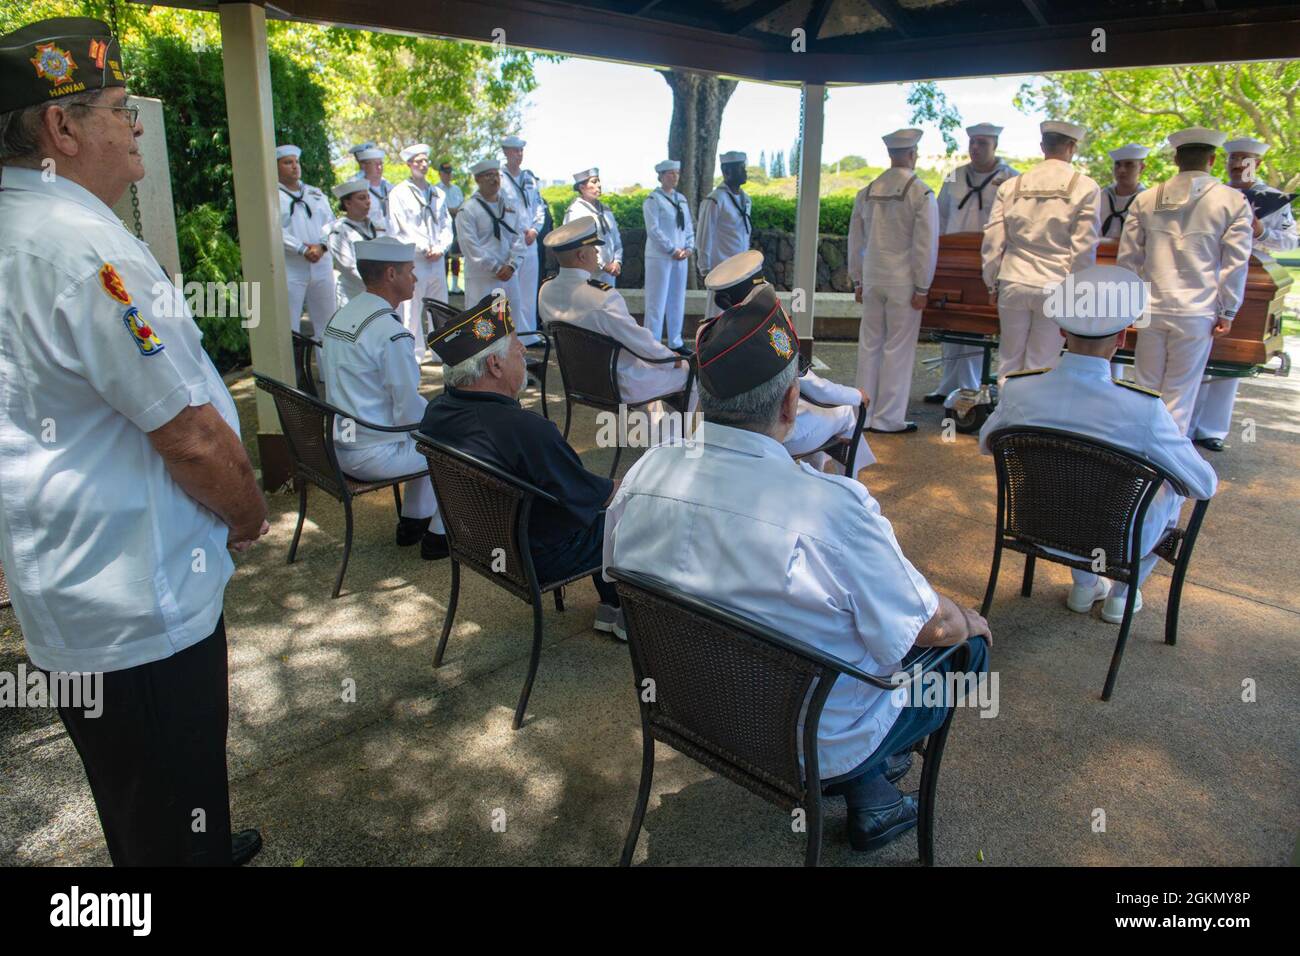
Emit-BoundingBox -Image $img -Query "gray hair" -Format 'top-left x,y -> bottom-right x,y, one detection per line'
699,358 -> 798,431
444,336 -> 512,389
0,91 -> 101,164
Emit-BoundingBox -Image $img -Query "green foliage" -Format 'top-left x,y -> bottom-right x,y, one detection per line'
827,154 -> 870,172
907,82 -> 964,154
174,204 -> 249,371
542,187 -> 859,236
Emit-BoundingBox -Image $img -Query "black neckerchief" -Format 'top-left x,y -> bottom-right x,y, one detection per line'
577,198 -> 609,235
409,181 -> 434,212
957,166 -> 1002,211
280,185 -> 311,219
367,180 -> 389,214
476,195 -> 517,240
503,168 -> 532,211
1102,189 -> 1139,235
725,187 -> 750,233
343,219 -> 378,240
658,189 -> 686,230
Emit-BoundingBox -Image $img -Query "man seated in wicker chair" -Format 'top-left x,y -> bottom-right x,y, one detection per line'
423,295 -> 626,639
978,264 -> 1217,622
604,284 -> 990,853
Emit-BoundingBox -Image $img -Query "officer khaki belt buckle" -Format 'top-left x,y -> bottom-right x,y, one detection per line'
866,174 -> 918,202
1012,170 -> 1080,200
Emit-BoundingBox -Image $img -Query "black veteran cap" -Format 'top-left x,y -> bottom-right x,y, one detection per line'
0,18 -> 125,114
696,282 -> 800,399
427,293 -> 514,365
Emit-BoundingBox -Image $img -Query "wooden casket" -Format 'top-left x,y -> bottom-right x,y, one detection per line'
922,233 -> 1291,369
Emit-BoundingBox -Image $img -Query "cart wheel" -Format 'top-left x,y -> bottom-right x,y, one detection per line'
947,403 -> 990,434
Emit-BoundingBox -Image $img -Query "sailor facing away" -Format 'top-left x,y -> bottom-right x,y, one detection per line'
456,158 -> 531,341
499,136 -> 547,333
642,159 -> 695,349
695,150 -> 753,318
318,237 -> 447,559
979,265 -> 1217,624
387,143 -> 452,361
565,167 -> 623,287
328,180 -> 384,306
276,144 -> 337,338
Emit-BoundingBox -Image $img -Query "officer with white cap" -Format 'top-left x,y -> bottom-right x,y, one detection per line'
328,180 -> 384,305
1117,127 -> 1253,435
499,135 -> 546,329
706,251 -> 874,473
642,159 -> 695,349
848,128 -> 939,434
351,146 -> 391,231
1101,144 -> 1150,240
319,236 -> 447,559
696,150 -> 753,318
929,123 -> 1019,403
276,143 -> 338,338
1190,136 -> 1298,451
979,265 -> 1217,625
457,158 -> 531,338
387,143 -> 452,360
565,167 -> 624,286
981,120 -> 1102,382
541,217 -> 694,416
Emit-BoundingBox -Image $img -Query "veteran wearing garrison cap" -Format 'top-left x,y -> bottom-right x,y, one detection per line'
276,143 -> 338,338
1117,126 -> 1253,436
350,145 -> 392,231
696,149 -> 753,318
605,247 -> 990,854
387,143 -> 453,361
328,179 -> 384,306
979,265 -> 1217,629
564,167 -> 624,287
930,123 -> 1019,404
457,157 -> 533,340
642,159 -> 695,349
498,135 -> 547,331
0,17 -> 268,865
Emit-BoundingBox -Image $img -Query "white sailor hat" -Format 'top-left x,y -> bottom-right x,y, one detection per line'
348,142 -> 376,156
1108,143 -> 1150,161
471,158 -> 500,175
332,180 -> 368,199
355,147 -> 385,162
1224,137 -> 1269,157
719,151 -> 746,165
1167,127 -> 1226,150
275,144 -> 301,160
355,236 -> 416,263
883,128 -> 923,150
966,123 -> 1003,138
543,216 -> 605,252
655,159 -> 682,174
573,167 -> 600,184
399,143 -> 431,163
500,135 -> 526,149
1040,120 -> 1087,142
1044,264 -> 1146,337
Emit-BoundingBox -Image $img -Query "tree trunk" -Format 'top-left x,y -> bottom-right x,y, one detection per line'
661,69 -> 738,286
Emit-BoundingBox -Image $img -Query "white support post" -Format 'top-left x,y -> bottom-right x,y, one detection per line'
792,82 -> 825,357
218,3 -> 296,489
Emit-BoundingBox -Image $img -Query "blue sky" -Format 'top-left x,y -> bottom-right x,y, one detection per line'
518,58 -> 1049,188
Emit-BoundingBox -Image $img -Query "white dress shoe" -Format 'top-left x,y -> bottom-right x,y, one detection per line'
1066,577 -> 1111,613
1101,589 -> 1143,624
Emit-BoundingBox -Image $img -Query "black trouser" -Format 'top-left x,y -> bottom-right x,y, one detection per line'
533,516 -> 619,607
54,618 -> 234,866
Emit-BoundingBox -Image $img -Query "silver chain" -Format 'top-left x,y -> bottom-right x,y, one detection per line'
107,0 -> 144,240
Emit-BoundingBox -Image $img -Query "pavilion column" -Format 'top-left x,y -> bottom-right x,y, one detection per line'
219,2 -> 295,490
791,82 -> 825,361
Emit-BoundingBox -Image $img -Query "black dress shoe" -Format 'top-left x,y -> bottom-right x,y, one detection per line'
670,344 -> 693,357
1194,437 -> 1225,452
396,516 -> 432,547
232,828 -> 263,867
421,532 -> 450,560
846,793 -> 918,852
869,422 -> 919,434
883,751 -> 913,784
922,393 -> 947,404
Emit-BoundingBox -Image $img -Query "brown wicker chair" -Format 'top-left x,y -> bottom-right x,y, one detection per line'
608,567 -> 973,867
291,331 -> 321,398
793,397 -> 868,477
981,426 -> 1210,701
253,373 -> 427,599
551,323 -> 695,477
413,433 -> 598,730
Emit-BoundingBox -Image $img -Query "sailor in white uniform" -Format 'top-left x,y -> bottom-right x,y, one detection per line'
387,143 -> 452,360
276,144 -> 337,338
981,120 -> 1101,382
565,167 -> 623,287
1101,144 -> 1148,240
1190,136 -> 1299,451
1117,127 -> 1253,435
456,158 -> 531,340
696,150 -> 753,319
319,237 -> 447,558
642,159 -> 695,349
707,251 -> 874,473
435,161 -> 465,294
848,128 -> 939,434
499,135 -> 546,332
350,145 -> 391,231
928,123 -> 1018,403
327,180 -> 384,306
980,265 -> 1217,624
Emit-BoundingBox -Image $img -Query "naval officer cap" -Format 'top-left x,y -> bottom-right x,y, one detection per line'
654,159 -> 681,174
696,282 -> 800,400
883,128 -> 923,150
399,143 -> 431,163
427,293 -> 515,365
355,236 -> 416,263
543,216 -> 604,252
704,250 -> 767,310
966,123 -> 1003,138
573,167 -> 599,184
500,135 -> 526,149
1108,143 -> 1150,161
0,17 -> 125,114
276,144 -> 302,160
332,180 -> 368,200
1224,136 -> 1269,156
1046,264 -> 1146,338
471,158 -> 500,175
1168,127 -> 1226,150
719,151 -> 746,166
1040,120 -> 1087,142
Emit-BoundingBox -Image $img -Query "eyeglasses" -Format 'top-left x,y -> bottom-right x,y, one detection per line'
79,104 -> 140,127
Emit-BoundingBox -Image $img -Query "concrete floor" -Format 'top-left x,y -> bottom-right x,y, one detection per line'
2,337 -> 1297,867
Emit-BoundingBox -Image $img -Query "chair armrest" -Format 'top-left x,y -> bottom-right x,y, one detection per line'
622,345 -> 692,366
333,411 -> 423,434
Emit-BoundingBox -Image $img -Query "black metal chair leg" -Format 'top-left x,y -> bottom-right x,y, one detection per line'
553,586 -> 565,612
804,793 -> 823,867
539,372 -> 549,421
332,498 -> 354,599
562,399 -> 573,440
1165,552 -> 1190,647
513,599 -> 546,730
980,541 -> 1002,617
917,709 -> 956,867
609,443 -> 623,479
1020,554 -> 1036,597
392,483 -> 403,518
1101,585 -> 1141,700
433,560 -> 461,667
288,481 -> 308,564
619,733 -> 655,866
